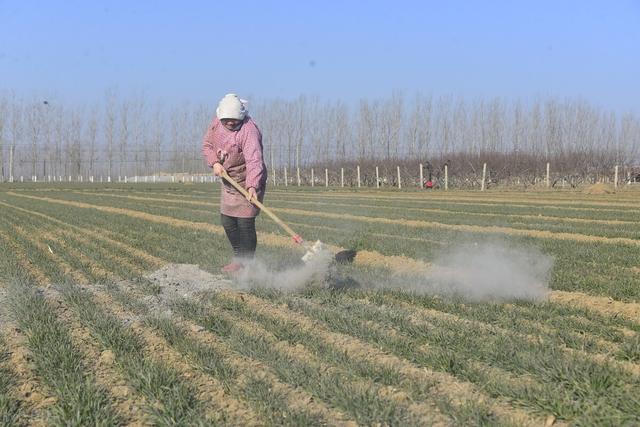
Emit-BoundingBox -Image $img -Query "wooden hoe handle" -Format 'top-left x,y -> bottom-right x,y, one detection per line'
220,171 -> 304,245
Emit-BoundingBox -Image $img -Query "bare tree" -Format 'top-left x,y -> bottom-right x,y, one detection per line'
52,104 -> 65,177
104,89 -> 117,178
0,94 -> 7,180
119,101 -> 129,176
334,100 -> 351,160
380,91 -> 404,160
3,91 -> 639,182
26,101 -> 44,177
130,93 -> 146,176
68,108 -> 83,176
87,107 -> 99,176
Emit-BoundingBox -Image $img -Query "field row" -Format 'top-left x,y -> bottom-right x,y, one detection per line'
3,188 -> 640,300
0,185 -> 639,425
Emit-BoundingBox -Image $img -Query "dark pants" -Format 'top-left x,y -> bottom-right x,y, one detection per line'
221,214 -> 257,259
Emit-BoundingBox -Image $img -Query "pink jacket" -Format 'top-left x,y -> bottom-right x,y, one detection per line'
202,116 -> 267,218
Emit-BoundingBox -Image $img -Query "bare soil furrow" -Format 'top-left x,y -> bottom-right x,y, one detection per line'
53,228 -> 146,275
219,290 -> 549,427
13,193 -> 640,251
209,304 -> 452,425
264,190 -> 640,209
551,291 -> 640,323
270,207 -> 640,247
116,280 -> 364,425
6,192 -> 432,274
81,189 -> 640,226
0,288 -> 53,426
8,193 -> 640,318
0,199 -> 164,268
10,225 -> 88,284
69,190 -> 217,207
373,296 -> 640,377
40,231 -> 114,280
0,228 -> 49,286
86,286 -> 261,425
38,285 -> 149,426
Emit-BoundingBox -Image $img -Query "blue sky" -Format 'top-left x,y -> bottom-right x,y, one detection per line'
1,0 -> 639,112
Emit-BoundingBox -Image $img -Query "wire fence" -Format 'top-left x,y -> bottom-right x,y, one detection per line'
4,162 -> 638,191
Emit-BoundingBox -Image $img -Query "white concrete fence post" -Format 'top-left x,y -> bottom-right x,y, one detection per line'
325,168 -> 328,187
284,168 -> 288,187
272,168 -> 277,186
297,167 -> 301,186
419,163 -> 423,188
546,162 -> 550,188
481,163 -> 487,191
341,168 -> 344,187
356,165 -> 361,188
444,165 -> 449,190
311,168 -> 314,187
375,166 -> 380,189
397,166 -> 402,189
614,165 -> 619,190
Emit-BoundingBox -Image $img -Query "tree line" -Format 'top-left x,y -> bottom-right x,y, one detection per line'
0,90 -> 638,182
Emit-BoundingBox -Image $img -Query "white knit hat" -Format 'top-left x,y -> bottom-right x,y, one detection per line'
216,93 -> 247,120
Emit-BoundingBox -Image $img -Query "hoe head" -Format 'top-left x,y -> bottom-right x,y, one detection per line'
301,240 -> 327,263
301,240 -> 357,265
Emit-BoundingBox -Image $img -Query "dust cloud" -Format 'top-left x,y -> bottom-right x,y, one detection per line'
231,240 -> 552,303
234,246 -> 335,291
402,241 -> 553,302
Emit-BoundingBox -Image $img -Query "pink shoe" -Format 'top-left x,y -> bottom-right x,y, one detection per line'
221,262 -> 243,273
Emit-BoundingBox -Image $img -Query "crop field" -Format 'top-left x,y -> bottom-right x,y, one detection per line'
0,183 -> 639,426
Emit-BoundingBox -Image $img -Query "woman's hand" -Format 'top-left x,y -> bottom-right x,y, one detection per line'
212,162 -> 226,177
246,187 -> 257,202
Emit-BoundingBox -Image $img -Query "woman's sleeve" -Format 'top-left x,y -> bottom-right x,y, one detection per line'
202,118 -> 218,167
244,124 -> 266,189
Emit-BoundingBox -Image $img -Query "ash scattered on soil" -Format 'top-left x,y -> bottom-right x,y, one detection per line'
138,263 -> 233,313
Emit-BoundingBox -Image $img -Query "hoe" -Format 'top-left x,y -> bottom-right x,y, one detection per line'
221,171 -> 356,264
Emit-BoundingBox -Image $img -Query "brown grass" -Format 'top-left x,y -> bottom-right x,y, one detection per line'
267,189 -> 640,208
271,206 -> 640,247
81,188 -> 639,226
583,183 -> 615,195
550,291 -> 640,323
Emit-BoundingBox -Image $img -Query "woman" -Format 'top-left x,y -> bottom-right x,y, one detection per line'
202,94 -> 267,272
